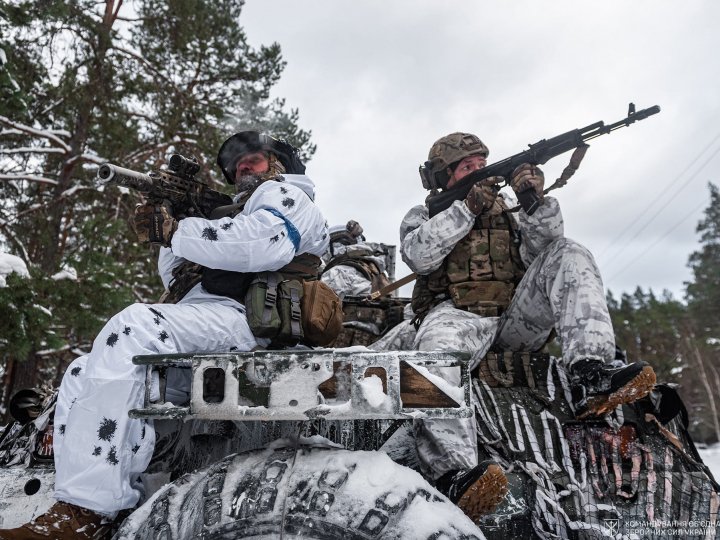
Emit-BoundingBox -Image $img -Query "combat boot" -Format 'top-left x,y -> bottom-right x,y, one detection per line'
436,461 -> 509,522
569,358 -> 656,418
0,501 -> 112,539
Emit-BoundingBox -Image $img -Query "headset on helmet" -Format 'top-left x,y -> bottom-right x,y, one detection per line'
418,132 -> 489,190
217,131 -> 306,184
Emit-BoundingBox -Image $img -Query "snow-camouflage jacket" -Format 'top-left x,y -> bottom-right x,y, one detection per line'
158,174 -> 329,307
400,194 -> 564,279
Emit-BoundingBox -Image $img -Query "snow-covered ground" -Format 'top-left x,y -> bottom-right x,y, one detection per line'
698,444 -> 720,481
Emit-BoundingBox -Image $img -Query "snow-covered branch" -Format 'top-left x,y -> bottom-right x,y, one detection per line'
0,115 -> 71,152
0,221 -> 30,261
11,184 -> 96,220
0,147 -> 66,155
66,153 -> 106,166
0,173 -> 59,186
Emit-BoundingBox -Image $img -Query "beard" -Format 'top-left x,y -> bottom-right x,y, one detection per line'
235,173 -> 266,194
234,153 -> 287,194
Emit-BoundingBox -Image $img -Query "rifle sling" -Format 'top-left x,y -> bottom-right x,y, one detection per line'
368,272 -> 417,300
507,144 -> 589,213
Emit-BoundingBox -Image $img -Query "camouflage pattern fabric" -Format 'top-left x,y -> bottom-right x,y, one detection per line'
321,264 -> 373,296
321,259 -> 381,346
370,304 -> 418,351
52,175 -> 329,516
494,237 -> 615,365
400,194 -> 615,480
369,319 -> 417,351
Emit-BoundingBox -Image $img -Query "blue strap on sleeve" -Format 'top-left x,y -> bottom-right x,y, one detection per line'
265,208 -> 301,251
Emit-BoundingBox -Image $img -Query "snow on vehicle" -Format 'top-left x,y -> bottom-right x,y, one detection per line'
1,348 -> 719,539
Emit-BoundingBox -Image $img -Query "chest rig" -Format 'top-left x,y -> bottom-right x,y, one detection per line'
411,198 -> 525,326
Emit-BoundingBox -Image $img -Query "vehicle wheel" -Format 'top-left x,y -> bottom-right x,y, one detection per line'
114,439 -> 485,539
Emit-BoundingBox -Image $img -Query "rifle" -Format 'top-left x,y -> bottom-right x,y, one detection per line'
97,154 -> 233,219
425,103 -> 661,217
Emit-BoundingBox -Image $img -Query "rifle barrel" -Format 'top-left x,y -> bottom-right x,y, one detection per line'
97,164 -> 155,192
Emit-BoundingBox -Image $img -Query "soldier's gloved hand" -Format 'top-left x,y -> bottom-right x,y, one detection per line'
510,163 -> 545,200
464,180 -> 499,215
133,203 -> 178,247
346,220 -> 364,240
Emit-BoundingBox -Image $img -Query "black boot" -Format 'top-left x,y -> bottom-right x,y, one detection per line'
569,358 -> 656,418
435,461 -> 508,522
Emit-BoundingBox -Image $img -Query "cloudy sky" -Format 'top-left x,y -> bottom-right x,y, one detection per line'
240,0 -> 720,299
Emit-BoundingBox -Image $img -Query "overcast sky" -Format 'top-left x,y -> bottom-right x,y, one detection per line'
240,0 -> 720,299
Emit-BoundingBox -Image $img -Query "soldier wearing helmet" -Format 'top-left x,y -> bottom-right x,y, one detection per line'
320,219 -> 417,348
402,131 -> 656,523
3,131 -> 332,538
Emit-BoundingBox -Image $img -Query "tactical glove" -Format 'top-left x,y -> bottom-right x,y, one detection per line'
464,180 -> 499,215
510,163 -> 545,200
133,203 -> 178,247
346,220 -> 364,239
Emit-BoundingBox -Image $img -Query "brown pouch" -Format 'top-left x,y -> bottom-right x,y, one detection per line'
301,280 -> 343,346
448,280 -> 515,309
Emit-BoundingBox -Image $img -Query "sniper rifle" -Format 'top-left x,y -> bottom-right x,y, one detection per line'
97,154 -> 233,219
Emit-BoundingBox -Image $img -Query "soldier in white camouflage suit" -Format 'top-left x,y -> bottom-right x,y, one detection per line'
321,220 -> 389,297
321,220 -> 417,347
403,132 -> 657,522
1,132 -> 329,539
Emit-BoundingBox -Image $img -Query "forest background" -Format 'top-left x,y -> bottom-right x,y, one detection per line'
1,0 -> 719,444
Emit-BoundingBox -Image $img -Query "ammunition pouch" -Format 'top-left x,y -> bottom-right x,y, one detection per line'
301,279 -> 344,347
333,295 -> 410,347
411,200 -> 525,326
245,272 -> 342,348
448,281 -> 515,316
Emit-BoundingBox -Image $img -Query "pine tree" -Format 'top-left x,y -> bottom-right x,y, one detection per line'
0,0 -> 314,417
681,182 -> 720,442
685,183 -> 720,338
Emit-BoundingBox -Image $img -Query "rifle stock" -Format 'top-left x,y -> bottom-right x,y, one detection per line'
427,103 -> 660,217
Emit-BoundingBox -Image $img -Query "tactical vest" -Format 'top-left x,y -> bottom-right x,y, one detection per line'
411,198 -> 525,326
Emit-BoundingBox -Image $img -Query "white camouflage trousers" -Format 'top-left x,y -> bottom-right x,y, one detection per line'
53,301 -> 257,515
414,238 -> 615,479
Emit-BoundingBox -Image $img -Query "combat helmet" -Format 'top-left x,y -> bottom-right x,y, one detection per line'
419,132 -> 489,190
217,131 -> 306,184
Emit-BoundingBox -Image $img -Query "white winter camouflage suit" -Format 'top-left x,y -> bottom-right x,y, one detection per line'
53,175 -> 328,516
321,241 -> 419,347
401,194 -> 615,479
320,242 -> 386,297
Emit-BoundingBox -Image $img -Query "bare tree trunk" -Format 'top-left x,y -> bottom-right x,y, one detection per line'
704,354 -> 720,443
0,357 -> 15,423
685,335 -> 720,442
39,1 -> 120,274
